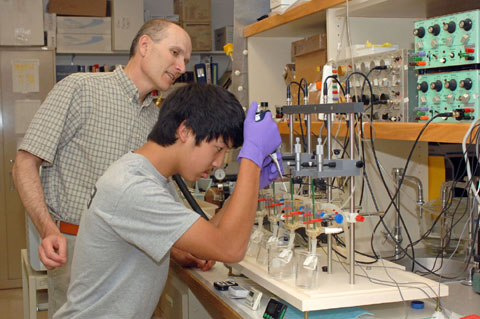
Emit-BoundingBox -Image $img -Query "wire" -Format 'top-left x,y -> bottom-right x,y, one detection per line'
370,113 -> 452,274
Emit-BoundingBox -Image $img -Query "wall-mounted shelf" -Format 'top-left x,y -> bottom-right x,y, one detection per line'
279,121 -> 473,144
244,0 -> 480,38
56,51 -> 129,55
56,50 -> 226,56
244,0 -> 344,38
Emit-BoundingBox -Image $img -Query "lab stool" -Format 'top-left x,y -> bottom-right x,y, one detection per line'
21,249 -> 48,319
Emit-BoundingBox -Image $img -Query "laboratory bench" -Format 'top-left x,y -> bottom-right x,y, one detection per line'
160,260 -> 480,319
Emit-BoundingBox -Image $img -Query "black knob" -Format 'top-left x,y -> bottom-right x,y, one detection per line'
361,94 -> 370,105
333,149 -> 341,156
356,161 -> 364,168
430,80 -> 442,92
417,81 -> 428,93
413,27 -> 425,38
324,162 -> 336,168
445,79 -> 457,91
443,21 -> 456,33
460,78 -> 473,90
380,93 -> 390,101
428,24 -> 441,36
460,18 -> 472,31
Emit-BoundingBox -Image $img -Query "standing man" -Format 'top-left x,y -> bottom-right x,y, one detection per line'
12,19 -> 204,317
53,83 -> 282,319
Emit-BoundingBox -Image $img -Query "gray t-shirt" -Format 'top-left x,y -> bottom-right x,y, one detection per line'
53,152 -> 200,319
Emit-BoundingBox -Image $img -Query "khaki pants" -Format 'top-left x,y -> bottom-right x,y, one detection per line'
47,233 -> 76,319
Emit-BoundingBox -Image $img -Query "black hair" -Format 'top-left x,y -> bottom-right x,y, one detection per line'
129,19 -> 173,59
148,83 -> 245,148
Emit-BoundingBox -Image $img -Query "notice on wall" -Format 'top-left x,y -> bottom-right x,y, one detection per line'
14,99 -> 41,135
11,59 -> 39,93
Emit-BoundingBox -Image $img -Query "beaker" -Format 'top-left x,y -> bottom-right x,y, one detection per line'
421,197 -> 469,255
246,227 -> 264,258
256,236 -> 274,266
268,241 -> 295,279
295,250 -> 320,289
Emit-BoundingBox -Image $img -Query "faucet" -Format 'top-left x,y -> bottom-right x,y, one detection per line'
392,168 -> 425,260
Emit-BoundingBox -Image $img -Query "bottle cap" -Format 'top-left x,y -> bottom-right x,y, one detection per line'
411,300 -> 424,309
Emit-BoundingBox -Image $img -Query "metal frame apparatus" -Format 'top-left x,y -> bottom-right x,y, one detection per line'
280,101 -> 364,284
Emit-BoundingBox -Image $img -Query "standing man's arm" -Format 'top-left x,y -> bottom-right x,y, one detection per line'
12,150 -> 67,269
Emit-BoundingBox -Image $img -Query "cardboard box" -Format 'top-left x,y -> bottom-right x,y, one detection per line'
295,49 -> 327,84
44,13 -> 57,48
57,17 -> 111,34
291,33 -> 327,61
0,0 -> 44,45
144,1 -> 174,21
174,0 -> 211,23
214,25 -> 233,51
57,33 -> 112,53
111,0 -> 144,51
182,23 -> 212,51
49,0 -> 107,17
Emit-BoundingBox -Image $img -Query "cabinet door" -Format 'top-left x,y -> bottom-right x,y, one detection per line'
0,48 -> 55,288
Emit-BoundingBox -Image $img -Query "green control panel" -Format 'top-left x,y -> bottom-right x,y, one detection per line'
416,69 -> 479,122
414,9 -> 479,69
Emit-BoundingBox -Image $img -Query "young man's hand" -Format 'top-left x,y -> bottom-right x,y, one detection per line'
238,101 -> 281,169
260,150 -> 283,189
171,247 -> 216,271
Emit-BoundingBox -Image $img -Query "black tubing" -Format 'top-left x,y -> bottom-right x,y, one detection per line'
173,174 -> 209,220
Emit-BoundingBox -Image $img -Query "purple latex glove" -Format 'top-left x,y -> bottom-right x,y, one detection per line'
238,101 -> 282,168
260,150 -> 283,189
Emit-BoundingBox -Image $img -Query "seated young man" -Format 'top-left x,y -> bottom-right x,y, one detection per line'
53,83 -> 282,318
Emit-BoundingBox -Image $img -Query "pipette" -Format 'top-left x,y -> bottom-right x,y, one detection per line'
270,152 -> 288,192
254,103 -> 288,192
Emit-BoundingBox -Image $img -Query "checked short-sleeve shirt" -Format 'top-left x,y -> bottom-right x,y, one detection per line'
19,67 -> 159,225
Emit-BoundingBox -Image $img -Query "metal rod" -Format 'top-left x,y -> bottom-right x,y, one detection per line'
328,233 -> 332,274
327,113 -> 332,202
349,112 -> 355,284
392,168 -> 404,260
307,114 -> 312,153
289,114 -> 294,153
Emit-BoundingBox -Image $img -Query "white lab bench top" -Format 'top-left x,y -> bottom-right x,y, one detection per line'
170,261 -> 480,319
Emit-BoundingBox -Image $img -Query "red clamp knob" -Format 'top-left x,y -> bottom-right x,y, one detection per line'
355,215 -> 365,222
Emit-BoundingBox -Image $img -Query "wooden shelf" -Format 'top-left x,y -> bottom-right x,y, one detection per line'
279,121 -> 473,144
243,0 -> 480,38
244,0 -> 345,38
